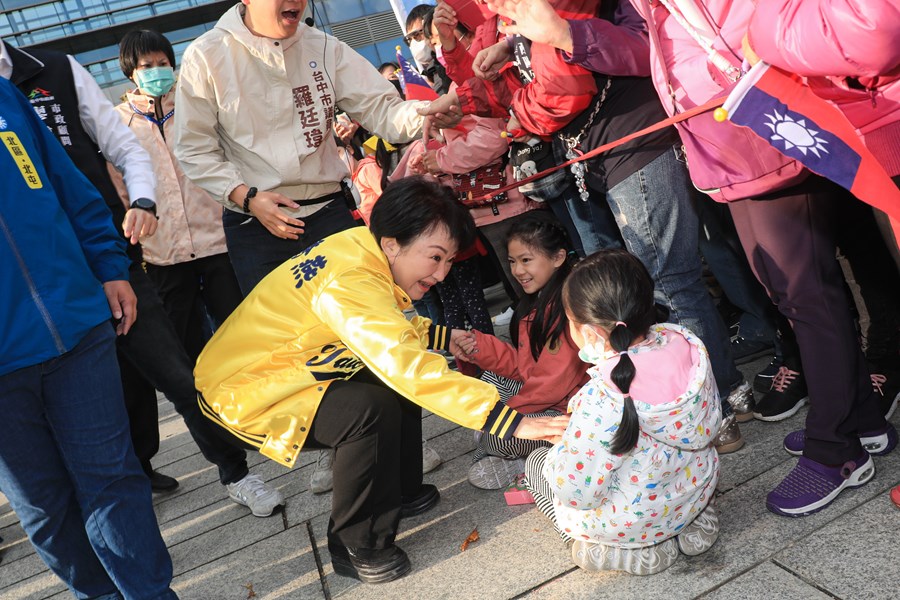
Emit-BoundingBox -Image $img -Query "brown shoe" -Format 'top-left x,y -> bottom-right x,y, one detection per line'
714,413 -> 745,454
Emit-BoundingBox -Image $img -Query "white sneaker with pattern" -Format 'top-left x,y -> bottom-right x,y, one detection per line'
226,473 -> 285,517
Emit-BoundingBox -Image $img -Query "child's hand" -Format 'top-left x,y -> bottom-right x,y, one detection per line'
450,329 -> 478,362
514,414 -> 570,443
408,152 -> 426,174
421,150 -> 443,175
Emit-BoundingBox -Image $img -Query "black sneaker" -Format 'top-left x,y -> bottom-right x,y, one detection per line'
869,367 -> 899,420
731,334 -> 775,366
329,541 -> 411,583
753,356 -> 783,394
753,366 -> 808,421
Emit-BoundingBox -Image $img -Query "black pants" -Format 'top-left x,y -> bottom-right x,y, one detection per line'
144,253 -> 243,362
311,369 -> 423,549
223,199 -> 357,294
117,261 -> 250,485
212,368 -> 423,548
729,177 -> 885,464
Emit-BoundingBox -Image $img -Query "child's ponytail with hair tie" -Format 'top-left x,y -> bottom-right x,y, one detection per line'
608,318 -> 640,455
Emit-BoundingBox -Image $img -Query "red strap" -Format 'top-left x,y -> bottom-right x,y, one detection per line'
473,96 -> 726,203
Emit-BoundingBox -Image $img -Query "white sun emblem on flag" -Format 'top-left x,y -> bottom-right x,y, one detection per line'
764,110 -> 829,157
0,116 -> 7,130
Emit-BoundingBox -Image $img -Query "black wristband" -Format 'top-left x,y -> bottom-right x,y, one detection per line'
242,186 -> 258,213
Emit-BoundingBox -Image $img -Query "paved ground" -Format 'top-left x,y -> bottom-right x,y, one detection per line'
2,287 -> 898,600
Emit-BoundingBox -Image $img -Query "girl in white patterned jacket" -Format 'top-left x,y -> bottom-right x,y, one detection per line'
525,249 -> 722,575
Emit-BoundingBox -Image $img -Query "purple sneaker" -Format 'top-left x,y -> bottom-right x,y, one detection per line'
767,453 -> 875,517
782,423 -> 898,457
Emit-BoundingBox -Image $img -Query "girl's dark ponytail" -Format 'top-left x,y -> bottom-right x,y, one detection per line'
608,321 -> 640,455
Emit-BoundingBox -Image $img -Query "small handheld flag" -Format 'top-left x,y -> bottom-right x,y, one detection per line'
395,46 -> 439,101
717,61 -> 900,237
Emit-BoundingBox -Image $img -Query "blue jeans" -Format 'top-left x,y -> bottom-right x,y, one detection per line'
564,185 -> 624,257
0,324 -> 177,599
605,147 -> 742,403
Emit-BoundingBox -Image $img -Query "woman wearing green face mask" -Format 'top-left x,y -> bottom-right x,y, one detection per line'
109,29 -> 244,362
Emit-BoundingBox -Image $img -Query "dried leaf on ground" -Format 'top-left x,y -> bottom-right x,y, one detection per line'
460,528 -> 480,552
244,582 -> 256,598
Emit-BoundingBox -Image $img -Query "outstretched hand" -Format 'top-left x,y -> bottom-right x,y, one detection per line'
417,92 -> 464,144
485,0 -> 573,53
514,414 -> 571,443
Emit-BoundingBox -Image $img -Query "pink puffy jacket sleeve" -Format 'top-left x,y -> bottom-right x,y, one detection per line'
434,116 -> 509,174
748,0 -> 900,78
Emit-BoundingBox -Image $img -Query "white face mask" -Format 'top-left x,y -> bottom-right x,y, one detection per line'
576,325 -> 606,364
409,39 -> 433,68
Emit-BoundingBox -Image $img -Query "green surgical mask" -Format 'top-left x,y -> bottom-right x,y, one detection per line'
135,66 -> 175,97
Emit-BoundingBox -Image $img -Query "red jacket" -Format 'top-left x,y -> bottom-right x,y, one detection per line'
455,0 -> 600,136
469,309 -> 589,413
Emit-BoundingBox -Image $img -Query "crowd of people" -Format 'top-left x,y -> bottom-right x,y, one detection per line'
1,0 -> 898,595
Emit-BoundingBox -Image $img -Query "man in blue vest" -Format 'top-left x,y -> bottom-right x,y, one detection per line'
0,76 -> 177,598
0,40 -> 284,515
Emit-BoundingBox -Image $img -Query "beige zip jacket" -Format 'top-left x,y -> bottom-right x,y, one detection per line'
174,3 -> 426,216
108,90 -> 227,266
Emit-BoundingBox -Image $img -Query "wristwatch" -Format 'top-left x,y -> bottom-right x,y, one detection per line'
131,197 -> 157,217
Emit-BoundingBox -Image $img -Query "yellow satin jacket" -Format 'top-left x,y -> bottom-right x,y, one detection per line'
194,227 -> 522,466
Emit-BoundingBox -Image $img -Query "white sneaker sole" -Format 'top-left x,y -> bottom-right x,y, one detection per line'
228,493 -> 285,517
467,456 -> 524,490
885,392 -> 899,421
753,396 -> 809,422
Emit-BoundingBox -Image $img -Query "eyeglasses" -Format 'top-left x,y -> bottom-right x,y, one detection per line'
403,28 -> 425,45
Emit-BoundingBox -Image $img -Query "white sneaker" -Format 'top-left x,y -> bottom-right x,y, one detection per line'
422,439 -> 442,474
226,473 -> 285,517
492,307 -> 514,327
310,450 -> 334,494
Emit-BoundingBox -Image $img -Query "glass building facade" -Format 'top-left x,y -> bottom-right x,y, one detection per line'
1,0 -> 409,92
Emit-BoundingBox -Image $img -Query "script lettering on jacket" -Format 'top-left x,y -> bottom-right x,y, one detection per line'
306,343 -> 365,381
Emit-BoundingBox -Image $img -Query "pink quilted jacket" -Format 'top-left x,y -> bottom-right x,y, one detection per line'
631,0 -> 807,201
748,0 -> 900,176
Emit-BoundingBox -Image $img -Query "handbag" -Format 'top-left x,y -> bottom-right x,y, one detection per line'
451,161 -> 509,210
508,137 -> 570,202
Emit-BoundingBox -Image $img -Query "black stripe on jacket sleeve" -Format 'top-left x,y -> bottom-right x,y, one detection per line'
482,401 -> 524,441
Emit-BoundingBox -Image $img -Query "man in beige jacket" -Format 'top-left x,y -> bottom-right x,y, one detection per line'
174,0 -> 427,293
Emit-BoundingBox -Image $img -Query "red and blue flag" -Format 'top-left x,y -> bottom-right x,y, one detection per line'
716,61 -> 900,236
395,47 -> 439,101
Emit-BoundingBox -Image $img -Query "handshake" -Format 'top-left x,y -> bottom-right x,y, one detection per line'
449,328 -> 479,362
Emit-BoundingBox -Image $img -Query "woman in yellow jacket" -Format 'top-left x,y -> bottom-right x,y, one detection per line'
195,177 -> 569,583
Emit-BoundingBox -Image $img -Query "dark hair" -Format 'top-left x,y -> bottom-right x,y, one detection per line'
378,62 -> 400,76
370,175 -> 476,251
374,138 -> 400,192
119,29 -> 176,80
405,4 -> 433,31
505,215 -> 576,361
562,249 -> 661,455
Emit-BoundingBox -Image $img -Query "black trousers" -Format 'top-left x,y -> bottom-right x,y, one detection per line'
145,253 -> 243,363
729,177 -> 885,464
213,368 -> 423,549
117,261 -> 250,485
